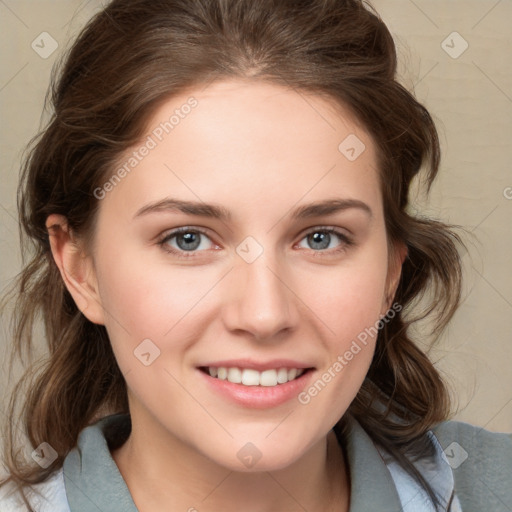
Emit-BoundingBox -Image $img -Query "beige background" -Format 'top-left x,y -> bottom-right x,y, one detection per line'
1,0 -> 511,434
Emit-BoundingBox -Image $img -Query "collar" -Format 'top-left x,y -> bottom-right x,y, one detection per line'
351,416 -> 461,512
63,414 -> 138,512
62,413 -> 456,512
337,415 -> 403,511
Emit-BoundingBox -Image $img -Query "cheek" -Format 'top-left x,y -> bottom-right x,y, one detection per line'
298,241 -> 389,399
309,244 -> 389,339
92,239 -> 216,374
295,267 -> 386,424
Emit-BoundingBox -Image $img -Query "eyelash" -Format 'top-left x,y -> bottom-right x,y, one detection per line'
157,226 -> 354,259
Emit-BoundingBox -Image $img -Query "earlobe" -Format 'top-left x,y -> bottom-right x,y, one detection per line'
46,214 -> 105,325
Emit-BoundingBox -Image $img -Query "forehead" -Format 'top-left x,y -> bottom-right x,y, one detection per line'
101,78 -> 382,224
154,78 -> 372,162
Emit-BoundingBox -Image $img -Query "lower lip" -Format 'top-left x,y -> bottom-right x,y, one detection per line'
197,368 -> 315,409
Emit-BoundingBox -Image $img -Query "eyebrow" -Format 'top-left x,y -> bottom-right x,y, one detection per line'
133,197 -> 372,221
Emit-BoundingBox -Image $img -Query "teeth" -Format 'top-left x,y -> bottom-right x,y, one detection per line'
260,369 -> 277,387
227,367 -> 242,384
277,368 -> 288,384
242,369 -> 260,386
205,367 -> 306,386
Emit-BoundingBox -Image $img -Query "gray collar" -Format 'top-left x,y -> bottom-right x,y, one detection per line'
62,413 -> 410,511
63,414 -> 138,512
338,415 -> 404,511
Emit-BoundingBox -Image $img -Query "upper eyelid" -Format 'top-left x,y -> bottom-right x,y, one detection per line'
301,225 -> 352,238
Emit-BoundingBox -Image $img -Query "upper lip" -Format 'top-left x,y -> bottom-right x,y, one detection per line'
198,359 -> 315,372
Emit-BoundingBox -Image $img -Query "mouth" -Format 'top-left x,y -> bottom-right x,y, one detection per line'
198,366 -> 315,387
196,362 -> 316,408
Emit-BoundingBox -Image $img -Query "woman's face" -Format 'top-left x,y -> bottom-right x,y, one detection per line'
82,79 -> 402,471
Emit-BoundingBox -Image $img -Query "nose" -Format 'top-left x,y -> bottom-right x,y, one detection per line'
222,251 -> 299,341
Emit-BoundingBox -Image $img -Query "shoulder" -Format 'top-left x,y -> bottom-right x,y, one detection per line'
432,418 -> 512,466
431,419 -> 512,512
0,467 -> 70,512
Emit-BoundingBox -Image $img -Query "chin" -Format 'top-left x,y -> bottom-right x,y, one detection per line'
203,436 -> 309,474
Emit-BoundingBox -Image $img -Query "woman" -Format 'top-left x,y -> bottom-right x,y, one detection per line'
1,0 -> 511,511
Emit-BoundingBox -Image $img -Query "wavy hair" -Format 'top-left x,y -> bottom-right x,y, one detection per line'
1,0 -> 465,509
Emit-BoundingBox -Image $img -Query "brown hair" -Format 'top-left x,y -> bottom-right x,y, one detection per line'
1,0 -> 465,509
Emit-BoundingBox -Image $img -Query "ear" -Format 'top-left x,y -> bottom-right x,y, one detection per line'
382,240 -> 407,314
46,214 -> 105,325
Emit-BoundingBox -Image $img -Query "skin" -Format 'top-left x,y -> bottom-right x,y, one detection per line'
47,78 -> 406,512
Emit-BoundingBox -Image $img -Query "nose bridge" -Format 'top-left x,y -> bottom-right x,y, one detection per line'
225,244 -> 298,340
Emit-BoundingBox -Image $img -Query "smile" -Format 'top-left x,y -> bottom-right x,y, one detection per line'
199,366 -> 308,387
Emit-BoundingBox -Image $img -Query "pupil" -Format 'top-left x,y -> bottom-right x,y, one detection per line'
310,232 -> 329,250
178,232 -> 200,251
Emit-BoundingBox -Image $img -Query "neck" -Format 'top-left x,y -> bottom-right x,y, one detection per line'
111,414 -> 349,512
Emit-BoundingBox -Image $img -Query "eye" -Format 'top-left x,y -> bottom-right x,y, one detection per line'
296,227 -> 354,255
158,227 -> 216,258
157,226 -> 354,259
